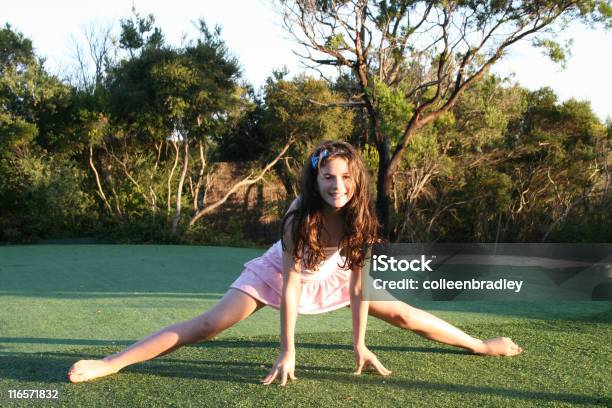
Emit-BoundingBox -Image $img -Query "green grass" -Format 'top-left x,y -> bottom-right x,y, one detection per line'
0,245 -> 610,407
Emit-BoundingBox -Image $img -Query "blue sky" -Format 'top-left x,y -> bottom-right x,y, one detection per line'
3,0 -> 611,120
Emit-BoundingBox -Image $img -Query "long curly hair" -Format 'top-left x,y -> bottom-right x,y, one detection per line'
281,140 -> 380,271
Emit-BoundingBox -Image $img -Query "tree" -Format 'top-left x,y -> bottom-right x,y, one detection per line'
215,72 -> 357,198
100,16 -> 242,234
0,24 -> 46,157
0,25 -> 96,240
260,72 -> 356,197
278,0 -> 612,235
502,89 -> 610,241
389,74 -> 527,242
98,15 -> 294,236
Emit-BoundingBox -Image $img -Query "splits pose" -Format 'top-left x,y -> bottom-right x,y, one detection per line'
68,140 -> 522,385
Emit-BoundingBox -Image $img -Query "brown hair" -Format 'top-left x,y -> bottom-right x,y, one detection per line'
281,140 -> 380,271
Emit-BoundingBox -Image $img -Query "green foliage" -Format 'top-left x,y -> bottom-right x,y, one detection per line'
1,13 -> 610,245
0,23 -> 34,68
0,26 -> 44,151
280,0 -> 612,236
390,74 -> 610,243
183,215 -> 257,247
214,86 -> 267,162
361,143 -> 380,178
531,38 -> 573,68
0,25 -> 84,157
325,33 -> 346,50
370,78 -> 413,146
262,73 -> 354,143
461,167 -> 513,240
119,8 -> 164,55
108,20 -> 240,142
445,76 -> 527,154
500,89 -> 610,241
252,73 -> 355,196
0,154 -> 96,241
93,214 -> 176,244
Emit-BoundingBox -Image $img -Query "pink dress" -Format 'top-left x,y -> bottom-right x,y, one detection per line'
230,240 -> 351,314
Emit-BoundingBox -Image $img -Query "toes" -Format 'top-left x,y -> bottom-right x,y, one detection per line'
68,361 -> 89,383
508,344 -> 523,356
68,372 -> 83,383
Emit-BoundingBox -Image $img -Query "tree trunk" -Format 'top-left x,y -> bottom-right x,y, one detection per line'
167,141 -> 179,214
171,141 -> 189,236
274,158 -> 298,198
88,144 -> 113,215
149,142 -> 162,214
193,141 -> 207,211
375,136 -> 392,238
188,139 -> 293,228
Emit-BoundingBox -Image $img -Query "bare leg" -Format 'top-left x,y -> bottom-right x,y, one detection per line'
368,301 -> 523,356
68,289 -> 264,383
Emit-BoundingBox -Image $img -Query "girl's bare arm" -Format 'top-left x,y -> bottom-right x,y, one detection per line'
280,248 -> 302,353
262,200 -> 302,385
350,266 -> 391,376
350,266 -> 369,349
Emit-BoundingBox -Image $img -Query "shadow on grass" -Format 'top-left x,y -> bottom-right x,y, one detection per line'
0,291 -> 224,300
310,371 -> 612,406
1,350 -> 609,407
197,339 -> 467,355
0,337 -> 134,347
0,337 -> 465,355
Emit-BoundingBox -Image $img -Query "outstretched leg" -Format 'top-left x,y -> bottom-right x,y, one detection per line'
368,301 -> 523,356
68,289 -> 264,383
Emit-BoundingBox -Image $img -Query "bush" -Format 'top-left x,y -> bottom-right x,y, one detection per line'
0,154 -> 97,242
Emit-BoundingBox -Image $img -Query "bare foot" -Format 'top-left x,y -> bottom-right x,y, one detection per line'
67,359 -> 119,383
475,337 -> 524,356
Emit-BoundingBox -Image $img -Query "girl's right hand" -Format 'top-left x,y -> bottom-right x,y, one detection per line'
261,350 -> 296,386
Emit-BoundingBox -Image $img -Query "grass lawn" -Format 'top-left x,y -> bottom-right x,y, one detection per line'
0,244 -> 610,407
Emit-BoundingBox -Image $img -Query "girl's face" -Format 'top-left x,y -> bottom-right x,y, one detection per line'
317,157 -> 354,209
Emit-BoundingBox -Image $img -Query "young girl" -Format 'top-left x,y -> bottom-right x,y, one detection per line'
68,140 -> 522,385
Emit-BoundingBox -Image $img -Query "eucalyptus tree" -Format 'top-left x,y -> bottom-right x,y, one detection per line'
278,0 -> 612,235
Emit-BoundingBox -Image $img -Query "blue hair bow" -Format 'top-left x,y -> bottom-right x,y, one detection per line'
311,149 -> 330,170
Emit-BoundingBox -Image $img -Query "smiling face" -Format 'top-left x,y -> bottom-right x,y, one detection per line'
316,157 -> 354,209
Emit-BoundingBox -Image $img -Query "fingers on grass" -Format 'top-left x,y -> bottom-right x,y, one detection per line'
281,371 -> 288,386
355,360 -> 391,377
368,356 -> 390,376
262,368 -> 296,386
261,369 -> 278,385
374,361 -> 391,376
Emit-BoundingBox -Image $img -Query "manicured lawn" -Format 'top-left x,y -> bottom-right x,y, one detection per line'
1,245 -> 610,407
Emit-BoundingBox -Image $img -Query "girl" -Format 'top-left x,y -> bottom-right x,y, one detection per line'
68,140 -> 523,385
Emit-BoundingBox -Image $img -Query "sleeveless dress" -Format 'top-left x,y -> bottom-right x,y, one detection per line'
230,240 -> 351,314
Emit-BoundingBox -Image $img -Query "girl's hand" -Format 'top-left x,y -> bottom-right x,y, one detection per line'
261,350 -> 296,386
353,345 -> 391,376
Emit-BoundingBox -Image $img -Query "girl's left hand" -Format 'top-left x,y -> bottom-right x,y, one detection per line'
353,345 -> 391,376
